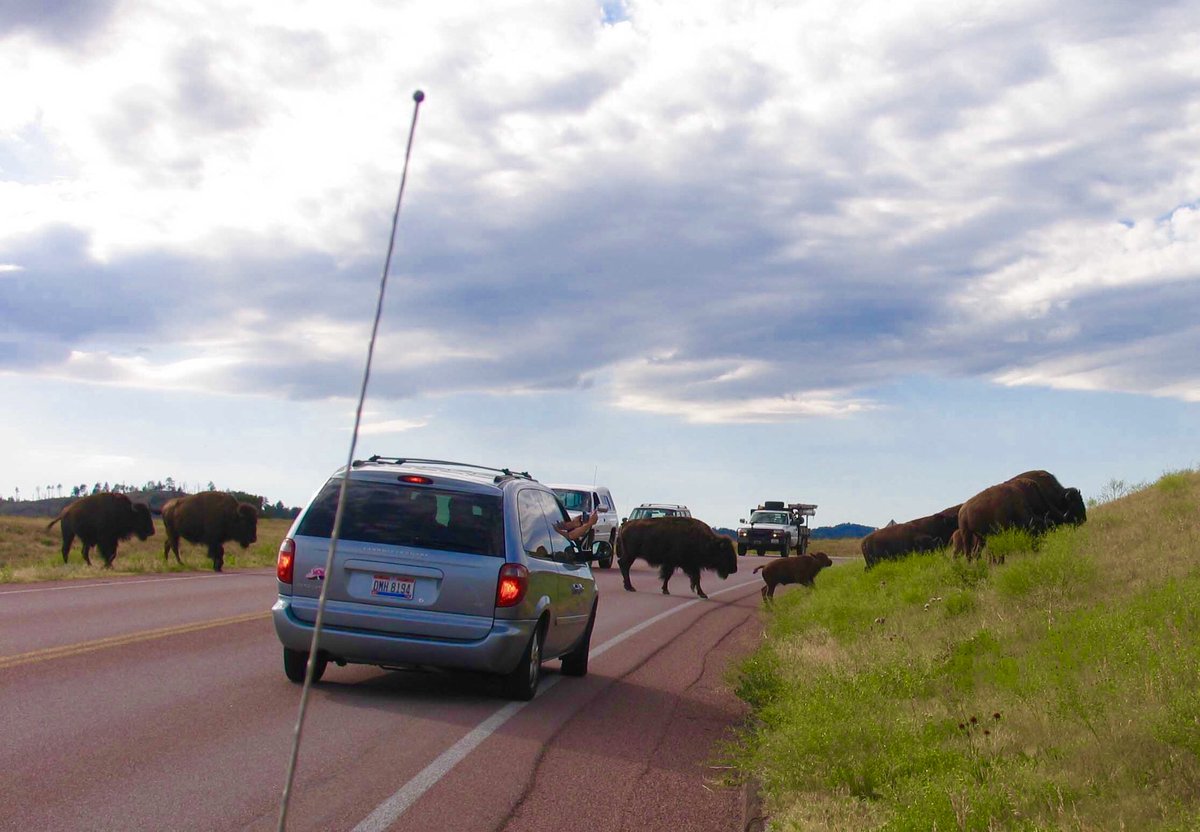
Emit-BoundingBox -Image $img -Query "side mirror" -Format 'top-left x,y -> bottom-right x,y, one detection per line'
739,518 -> 746,524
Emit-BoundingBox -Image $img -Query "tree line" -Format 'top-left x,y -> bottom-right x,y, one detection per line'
3,479 -> 301,519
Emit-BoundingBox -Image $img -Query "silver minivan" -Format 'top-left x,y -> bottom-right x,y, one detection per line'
272,457 -> 599,700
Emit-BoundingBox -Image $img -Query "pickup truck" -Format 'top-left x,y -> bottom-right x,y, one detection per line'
736,501 -> 817,557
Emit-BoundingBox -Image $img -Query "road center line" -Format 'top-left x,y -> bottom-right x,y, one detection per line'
0,610 -> 271,670
351,575 -> 764,832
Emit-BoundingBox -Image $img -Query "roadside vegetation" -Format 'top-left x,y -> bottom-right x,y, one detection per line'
0,516 -> 290,583
730,469 -> 1200,831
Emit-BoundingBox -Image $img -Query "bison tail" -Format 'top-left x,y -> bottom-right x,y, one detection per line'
46,516 -> 62,530
752,565 -> 765,574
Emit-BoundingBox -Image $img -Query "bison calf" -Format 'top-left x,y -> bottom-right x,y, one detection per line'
47,492 -> 155,568
753,551 -> 833,599
617,516 -> 737,599
161,491 -> 258,572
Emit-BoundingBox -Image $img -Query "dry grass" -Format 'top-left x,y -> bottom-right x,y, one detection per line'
0,515 -> 291,582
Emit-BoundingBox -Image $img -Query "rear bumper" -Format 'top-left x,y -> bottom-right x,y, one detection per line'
272,597 -> 536,675
740,536 -> 790,552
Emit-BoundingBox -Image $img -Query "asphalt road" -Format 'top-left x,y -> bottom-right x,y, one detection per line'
0,557 -> 803,832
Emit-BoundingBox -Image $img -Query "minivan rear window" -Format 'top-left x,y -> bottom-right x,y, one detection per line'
296,480 -> 504,556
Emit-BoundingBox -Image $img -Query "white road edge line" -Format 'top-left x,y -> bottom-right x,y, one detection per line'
350,575 -> 763,832
0,572 -> 272,596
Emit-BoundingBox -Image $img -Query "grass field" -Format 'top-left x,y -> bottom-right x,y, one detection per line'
728,469 -> 1200,831
0,515 -> 292,582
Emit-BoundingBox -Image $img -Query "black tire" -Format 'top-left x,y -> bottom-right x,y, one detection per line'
737,544 -> 747,557
756,548 -> 765,556
502,624 -> 544,701
560,600 -> 597,677
283,647 -> 327,684
597,539 -> 613,570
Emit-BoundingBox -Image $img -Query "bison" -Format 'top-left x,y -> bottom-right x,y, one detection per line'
161,491 -> 258,572
617,516 -> 737,599
47,492 -> 155,568
955,471 -> 1086,561
754,551 -> 833,599
1007,470 -> 1086,525
860,504 -> 961,567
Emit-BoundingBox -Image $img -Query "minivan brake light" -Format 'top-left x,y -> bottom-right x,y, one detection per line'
496,563 -> 529,607
277,538 -> 296,584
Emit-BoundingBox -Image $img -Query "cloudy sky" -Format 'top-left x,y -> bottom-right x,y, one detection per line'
2,0 -> 1198,529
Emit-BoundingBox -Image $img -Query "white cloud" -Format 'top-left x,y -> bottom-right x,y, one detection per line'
358,416 -> 429,435
2,0 -> 1200,419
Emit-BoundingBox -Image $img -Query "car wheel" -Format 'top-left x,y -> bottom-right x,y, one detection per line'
756,548 -> 765,556
597,539 -> 614,570
737,544 -> 747,557
283,647 -> 327,684
560,600 -> 597,677
503,623 -> 544,701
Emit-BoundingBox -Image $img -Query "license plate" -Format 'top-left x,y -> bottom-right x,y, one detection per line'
371,575 -> 415,599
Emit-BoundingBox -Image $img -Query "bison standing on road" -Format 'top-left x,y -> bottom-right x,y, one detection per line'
47,492 -> 155,568
754,551 -> 833,599
955,471 -> 1087,560
617,516 -> 737,599
161,491 -> 258,572
860,504 -> 961,567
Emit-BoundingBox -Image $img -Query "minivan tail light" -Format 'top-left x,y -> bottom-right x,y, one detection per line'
277,538 -> 296,584
399,475 -> 433,484
496,563 -> 529,607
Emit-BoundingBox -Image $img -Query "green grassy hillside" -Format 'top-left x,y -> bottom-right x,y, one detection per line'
730,469 -> 1200,831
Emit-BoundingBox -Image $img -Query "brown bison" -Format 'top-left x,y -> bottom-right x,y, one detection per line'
161,491 -> 258,572
955,471 -> 1087,560
1008,470 -> 1087,525
47,492 -> 155,568
860,504 -> 961,567
754,551 -> 833,599
617,516 -> 737,598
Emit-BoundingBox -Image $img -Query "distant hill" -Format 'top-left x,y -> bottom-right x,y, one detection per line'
714,524 -> 872,541
811,523 -> 875,539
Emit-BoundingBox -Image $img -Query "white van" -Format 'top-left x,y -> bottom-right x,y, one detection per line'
547,484 -> 618,569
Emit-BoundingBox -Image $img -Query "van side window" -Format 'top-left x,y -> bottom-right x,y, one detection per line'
518,488 -> 556,561
540,491 -> 575,558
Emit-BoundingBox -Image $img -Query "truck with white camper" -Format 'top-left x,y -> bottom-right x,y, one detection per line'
736,501 -> 818,557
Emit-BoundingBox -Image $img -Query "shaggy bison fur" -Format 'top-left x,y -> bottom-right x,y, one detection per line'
617,516 -> 737,599
754,551 -> 833,599
860,504 -> 961,567
955,471 -> 1086,561
161,491 -> 258,572
47,492 -> 155,568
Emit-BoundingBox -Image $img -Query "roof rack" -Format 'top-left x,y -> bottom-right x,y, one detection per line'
353,456 -> 534,482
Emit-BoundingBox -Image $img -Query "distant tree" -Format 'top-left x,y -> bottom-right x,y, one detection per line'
35,486 -> 42,500
92,483 -> 101,494
14,487 -> 20,501
229,491 -> 265,511
103,481 -> 110,492
207,481 -> 216,491
165,477 -> 176,491
56,483 -> 63,497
